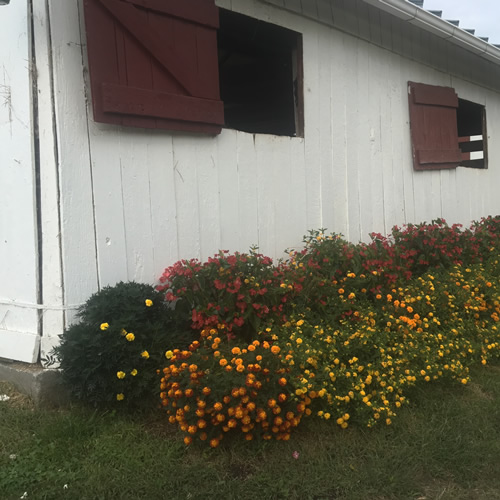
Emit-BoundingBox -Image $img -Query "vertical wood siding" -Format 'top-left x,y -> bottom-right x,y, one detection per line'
37,0 -> 500,354
0,0 -> 40,362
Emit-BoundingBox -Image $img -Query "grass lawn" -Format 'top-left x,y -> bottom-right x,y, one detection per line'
1,364 -> 500,500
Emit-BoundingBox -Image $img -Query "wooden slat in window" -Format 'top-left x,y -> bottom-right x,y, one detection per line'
408,81 -> 461,171
83,0 -> 223,133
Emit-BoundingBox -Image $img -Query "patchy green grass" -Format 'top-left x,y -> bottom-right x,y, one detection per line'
1,365 -> 500,500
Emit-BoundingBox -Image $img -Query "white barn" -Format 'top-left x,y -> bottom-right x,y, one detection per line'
1,0 -> 500,366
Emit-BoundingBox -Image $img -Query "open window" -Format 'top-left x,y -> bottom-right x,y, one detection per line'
217,10 -> 303,137
83,0 -> 303,137
408,81 -> 487,170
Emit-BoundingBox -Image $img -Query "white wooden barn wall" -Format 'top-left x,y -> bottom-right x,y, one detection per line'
35,0 -> 500,358
0,1 -> 40,362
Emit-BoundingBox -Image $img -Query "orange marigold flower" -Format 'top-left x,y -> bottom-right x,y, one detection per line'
271,345 -> 280,354
263,341 -> 270,349
219,358 -> 228,367
236,364 -> 245,373
231,347 -> 241,355
202,387 -> 211,395
209,438 -> 220,448
338,288 -> 345,294
214,402 -> 223,411
376,294 -> 382,300
184,436 -> 193,445
247,344 -> 256,352
278,377 -> 287,386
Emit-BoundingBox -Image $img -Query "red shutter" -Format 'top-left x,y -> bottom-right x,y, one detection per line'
83,0 -> 224,134
408,82 -> 462,170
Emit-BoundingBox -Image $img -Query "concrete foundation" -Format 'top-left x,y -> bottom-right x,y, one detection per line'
0,360 -> 69,407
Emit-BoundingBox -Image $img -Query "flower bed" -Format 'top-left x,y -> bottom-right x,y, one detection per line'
52,217 -> 500,446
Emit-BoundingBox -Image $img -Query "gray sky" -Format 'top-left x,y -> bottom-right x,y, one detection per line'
421,0 -> 500,45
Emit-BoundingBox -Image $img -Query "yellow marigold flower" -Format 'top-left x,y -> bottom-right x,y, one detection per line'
100,322 -> 109,331
125,333 -> 135,342
296,338 -> 303,345
120,328 -> 127,336
461,378 -> 468,385
130,369 -> 138,376
324,413 -> 331,420
116,371 -> 126,379
165,350 -> 173,359
296,319 -> 305,326
348,293 -> 355,300
116,393 -> 124,401
141,350 -> 149,359
145,299 -> 153,307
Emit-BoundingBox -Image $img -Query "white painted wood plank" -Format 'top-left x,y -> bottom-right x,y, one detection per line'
364,43 -> 386,238
235,132 -> 259,251
0,0 -> 40,362
145,133 -> 179,278
317,25 -> 335,234
254,135 -> 279,257
32,1 -> 65,361
330,34 -> 350,237
88,124 -> 129,287
49,0 -> 98,325
288,136 -> 308,248
0,329 -> 40,364
382,53 -> 407,232
172,136 -> 202,261
344,38 -> 362,242
194,137 -> 221,260
302,28 -> 322,231
117,132 -> 156,283
356,42 -> 380,240
216,130 -> 240,252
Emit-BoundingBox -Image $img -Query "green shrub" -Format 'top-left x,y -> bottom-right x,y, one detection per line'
52,282 -> 196,408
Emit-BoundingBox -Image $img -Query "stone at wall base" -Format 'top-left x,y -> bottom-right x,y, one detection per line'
0,360 -> 69,407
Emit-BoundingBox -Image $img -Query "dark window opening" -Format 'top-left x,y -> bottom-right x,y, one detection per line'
217,9 -> 303,137
457,98 -> 487,169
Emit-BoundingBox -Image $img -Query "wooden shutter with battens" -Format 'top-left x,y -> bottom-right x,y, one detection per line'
408,81 -> 462,170
83,0 -> 224,134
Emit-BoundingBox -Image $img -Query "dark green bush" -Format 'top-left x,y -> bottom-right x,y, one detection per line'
52,282 -> 196,409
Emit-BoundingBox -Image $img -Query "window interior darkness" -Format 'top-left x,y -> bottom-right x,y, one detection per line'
217,9 -> 303,137
457,98 -> 487,168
